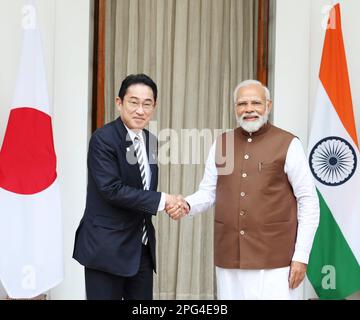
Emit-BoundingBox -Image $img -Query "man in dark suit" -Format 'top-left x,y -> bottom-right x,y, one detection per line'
73,74 -> 183,300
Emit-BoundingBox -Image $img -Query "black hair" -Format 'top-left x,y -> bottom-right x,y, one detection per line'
118,74 -> 158,102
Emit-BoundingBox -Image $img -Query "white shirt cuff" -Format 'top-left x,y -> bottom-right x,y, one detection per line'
157,192 -> 166,211
292,250 -> 310,264
187,197 -> 202,217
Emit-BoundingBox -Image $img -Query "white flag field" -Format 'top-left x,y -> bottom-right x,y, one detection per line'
0,2 -> 63,298
307,3 -> 360,299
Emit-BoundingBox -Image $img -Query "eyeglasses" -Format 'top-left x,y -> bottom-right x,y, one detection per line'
125,99 -> 155,113
235,99 -> 268,110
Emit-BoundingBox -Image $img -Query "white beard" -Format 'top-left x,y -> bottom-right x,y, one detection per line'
237,109 -> 269,133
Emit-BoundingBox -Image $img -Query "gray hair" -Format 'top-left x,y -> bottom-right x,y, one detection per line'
233,80 -> 271,104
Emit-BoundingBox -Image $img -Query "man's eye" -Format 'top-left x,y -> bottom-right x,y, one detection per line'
253,101 -> 262,105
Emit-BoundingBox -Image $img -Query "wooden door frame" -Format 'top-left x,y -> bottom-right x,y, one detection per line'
91,0 -> 270,131
257,0 -> 270,86
92,0 -> 106,132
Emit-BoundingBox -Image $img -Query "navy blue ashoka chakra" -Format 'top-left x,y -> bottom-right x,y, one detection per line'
309,136 -> 357,186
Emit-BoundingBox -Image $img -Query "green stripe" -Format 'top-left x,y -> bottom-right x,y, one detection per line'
307,190 -> 360,299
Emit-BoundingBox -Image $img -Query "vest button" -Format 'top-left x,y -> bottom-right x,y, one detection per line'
240,230 -> 245,236
242,173 -> 247,178
240,210 -> 245,216
247,138 -> 253,143
240,192 -> 246,197
244,154 -> 250,160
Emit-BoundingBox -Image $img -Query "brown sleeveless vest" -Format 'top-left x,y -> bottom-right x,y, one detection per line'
214,123 -> 298,269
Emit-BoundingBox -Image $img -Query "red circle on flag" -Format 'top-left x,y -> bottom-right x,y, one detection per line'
0,108 -> 57,195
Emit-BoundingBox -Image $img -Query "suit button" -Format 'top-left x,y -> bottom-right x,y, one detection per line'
242,173 -> 247,178
248,138 -> 253,143
244,154 -> 250,160
240,230 -> 245,236
240,192 -> 246,197
240,210 -> 245,216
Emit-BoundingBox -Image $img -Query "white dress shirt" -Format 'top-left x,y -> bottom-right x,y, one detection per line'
124,125 -> 165,210
186,136 -> 320,264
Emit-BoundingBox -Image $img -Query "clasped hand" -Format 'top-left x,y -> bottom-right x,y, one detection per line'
165,194 -> 190,220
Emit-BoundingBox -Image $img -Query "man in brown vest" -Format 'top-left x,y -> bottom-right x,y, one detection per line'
167,80 -> 320,299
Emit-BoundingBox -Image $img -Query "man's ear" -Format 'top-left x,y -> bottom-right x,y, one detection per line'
267,100 -> 273,113
115,97 -> 122,111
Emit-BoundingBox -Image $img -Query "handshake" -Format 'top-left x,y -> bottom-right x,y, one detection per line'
164,194 -> 190,220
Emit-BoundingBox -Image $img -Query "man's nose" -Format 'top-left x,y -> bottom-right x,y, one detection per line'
136,105 -> 145,115
244,103 -> 255,112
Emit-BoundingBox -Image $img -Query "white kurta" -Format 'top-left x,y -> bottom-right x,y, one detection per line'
216,266 -> 302,300
186,135 -> 320,300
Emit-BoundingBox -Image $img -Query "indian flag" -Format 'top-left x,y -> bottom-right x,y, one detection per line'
0,1 -> 63,298
307,3 -> 360,299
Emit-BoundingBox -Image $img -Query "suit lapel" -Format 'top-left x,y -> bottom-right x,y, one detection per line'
115,117 -> 158,191
115,118 -> 143,188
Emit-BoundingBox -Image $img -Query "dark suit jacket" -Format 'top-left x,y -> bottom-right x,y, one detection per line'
73,118 -> 161,276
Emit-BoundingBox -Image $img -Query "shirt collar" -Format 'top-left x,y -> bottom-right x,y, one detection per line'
123,123 -> 143,143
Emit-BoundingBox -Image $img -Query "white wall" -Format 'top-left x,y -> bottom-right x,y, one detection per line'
50,0 -> 93,300
0,0 -> 92,299
273,0 -> 360,299
272,0 -> 312,146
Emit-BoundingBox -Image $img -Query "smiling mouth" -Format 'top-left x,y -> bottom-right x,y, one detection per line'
243,115 -> 259,121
